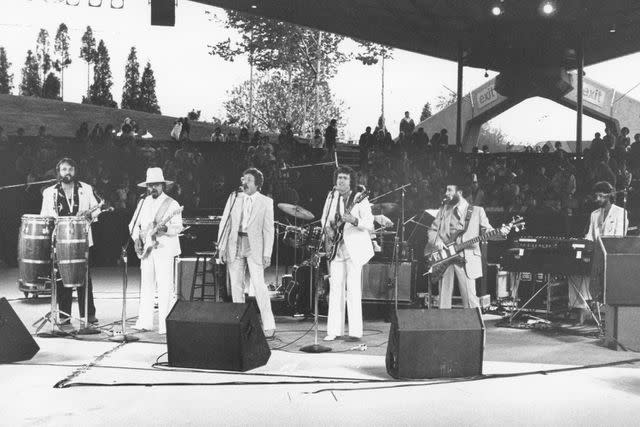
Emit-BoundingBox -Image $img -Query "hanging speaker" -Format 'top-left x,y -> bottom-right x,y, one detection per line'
0,297 -> 40,363
150,0 -> 175,26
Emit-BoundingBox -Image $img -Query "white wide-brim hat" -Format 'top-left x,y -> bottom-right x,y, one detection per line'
137,167 -> 173,187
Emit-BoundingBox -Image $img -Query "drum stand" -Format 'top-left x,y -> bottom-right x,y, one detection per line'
76,234 -> 100,336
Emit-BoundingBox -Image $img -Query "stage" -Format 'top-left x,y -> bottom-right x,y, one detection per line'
1,266 -> 640,426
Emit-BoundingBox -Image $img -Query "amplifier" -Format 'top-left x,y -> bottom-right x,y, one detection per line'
362,262 -> 415,303
174,256 -> 227,301
179,217 -> 220,256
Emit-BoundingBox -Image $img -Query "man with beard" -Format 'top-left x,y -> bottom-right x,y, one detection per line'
40,158 -> 101,324
130,168 -> 183,334
218,168 -> 276,339
425,182 -> 505,309
569,181 -> 627,323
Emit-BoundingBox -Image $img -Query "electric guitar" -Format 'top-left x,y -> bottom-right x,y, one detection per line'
136,206 -> 184,260
324,190 -> 370,261
424,215 -> 525,280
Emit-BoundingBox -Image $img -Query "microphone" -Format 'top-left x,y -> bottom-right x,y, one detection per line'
334,152 -> 339,167
441,197 -> 447,205
280,163 -> 288,171
236,186 -> 244,194
139,192 -> 149,199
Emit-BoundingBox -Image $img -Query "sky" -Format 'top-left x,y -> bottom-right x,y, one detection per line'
1,0 -> 640,144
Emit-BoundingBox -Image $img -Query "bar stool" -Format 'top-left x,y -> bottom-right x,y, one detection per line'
190,251 -> 221,301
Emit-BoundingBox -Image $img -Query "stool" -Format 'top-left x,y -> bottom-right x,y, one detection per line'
190,251 -> 222,301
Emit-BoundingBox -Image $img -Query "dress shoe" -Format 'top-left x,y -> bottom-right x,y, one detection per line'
88,316 -> 99,325
323,335 -> 337,341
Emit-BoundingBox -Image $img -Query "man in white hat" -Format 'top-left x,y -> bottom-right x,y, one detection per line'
129,167 -> 183,334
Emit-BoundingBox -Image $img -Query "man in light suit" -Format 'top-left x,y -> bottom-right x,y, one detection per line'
425,183 -> 505,309
129,168 -> 183,334
569,181 -> 627,322
218,168 -> 276,338
41,158 -> 101,324
322,166 -> 374,341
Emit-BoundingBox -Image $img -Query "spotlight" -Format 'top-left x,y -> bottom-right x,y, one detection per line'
111,0 -> 124,8
540,1 -> 556,15
250,3 -> 257,8
609,24 -> 616,33
88,0 -> 103,6
66,0 -> 80,5
491,5 -> 503,16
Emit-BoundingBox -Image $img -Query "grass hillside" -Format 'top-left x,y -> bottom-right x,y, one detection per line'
0,94 -> 216,141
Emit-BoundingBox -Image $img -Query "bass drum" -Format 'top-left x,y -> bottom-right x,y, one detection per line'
18,215 -> 55,295
284,260 -> 329,316
55,217 -> 89,288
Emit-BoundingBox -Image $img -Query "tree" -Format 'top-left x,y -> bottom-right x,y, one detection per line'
435,90 -> 458,112
53,23 -> 71,100
86,40 -> 116,108
187,109 -> 201,121
0,47 -> 13,94
354,42 -> 394,124
138,62 -> 160,114
477,124 -> 510,152
420,102 -> 432,122
20,50 -> 41,96
121,46 -> 140,110
35,29 -> 52,86
42,72 -> 61,99
79,26 -> 97,97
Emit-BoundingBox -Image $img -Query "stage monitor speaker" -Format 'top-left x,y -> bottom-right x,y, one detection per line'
386,308 -> 484,379
166,300 -> 270,371
150,0 -> 175,26
362,262 -> 414,302
605,305 -> 640,350
0,297 -> 39,363
594,237 -> 640,306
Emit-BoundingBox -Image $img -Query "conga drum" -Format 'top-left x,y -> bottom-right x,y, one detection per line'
55,217 -> 89,288
18,215 -> 55,292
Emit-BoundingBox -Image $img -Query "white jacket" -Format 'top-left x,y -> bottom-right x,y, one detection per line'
129,192 -> 183,258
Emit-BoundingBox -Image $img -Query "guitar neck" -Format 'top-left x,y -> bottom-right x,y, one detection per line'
453,228 -> 501,251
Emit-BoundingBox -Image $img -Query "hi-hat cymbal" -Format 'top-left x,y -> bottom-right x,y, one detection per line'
372,202 -> 399,215
277,203 -> 315,221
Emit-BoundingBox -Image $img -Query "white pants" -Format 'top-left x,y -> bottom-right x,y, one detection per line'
568,275 -> 591,309
136,250 -> 176,334
439,264 -> 479,309
327,252 -> 363,338
227,238 -> 275,331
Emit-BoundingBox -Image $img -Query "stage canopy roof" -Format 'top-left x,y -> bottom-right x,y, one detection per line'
193,0 -> 640,70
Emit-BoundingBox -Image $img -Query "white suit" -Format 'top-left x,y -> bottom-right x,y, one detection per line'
218,191 -> 275,331
129,193 -> 182,334
321,190 -> 374,338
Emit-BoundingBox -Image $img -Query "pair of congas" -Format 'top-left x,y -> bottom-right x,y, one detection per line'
17,215 -> 89,295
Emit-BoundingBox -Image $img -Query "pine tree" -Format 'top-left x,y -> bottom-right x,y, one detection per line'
86,40 -> 116,108
420,102 -> 432,122
54,23 -> 71,100
35,29 -> 52,85
121,47 -> 140,110
0,47 -> 13,94
138,62 -> 160,114
42,72 -> 61,99
20,50 -> 41,96
79,26 -> 97,97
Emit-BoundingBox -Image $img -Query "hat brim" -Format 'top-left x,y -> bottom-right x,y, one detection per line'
137,180 -> 173,188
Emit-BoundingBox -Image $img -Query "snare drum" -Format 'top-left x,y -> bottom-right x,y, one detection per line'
306,226 -> 323,250
283,226 -> 307,248
18,215 -> 55,291
55,217 -> 89,288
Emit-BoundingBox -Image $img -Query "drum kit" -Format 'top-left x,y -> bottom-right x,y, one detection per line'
18,213 -> 98,337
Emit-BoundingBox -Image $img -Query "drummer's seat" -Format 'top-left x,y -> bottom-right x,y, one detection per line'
190,252 -> 223,302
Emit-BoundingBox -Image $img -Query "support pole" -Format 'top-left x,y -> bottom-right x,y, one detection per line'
576,38 -> 584,155
456,42 -> 464,148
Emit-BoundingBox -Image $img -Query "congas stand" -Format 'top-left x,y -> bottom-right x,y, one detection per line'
76,223 -> 99,336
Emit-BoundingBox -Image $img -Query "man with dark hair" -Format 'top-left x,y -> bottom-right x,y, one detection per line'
41,158 -> 101,324
324,119 -> 338,159
399,111 -> 415,142
322,166 -> 373,341
425,182 -> 505,309
358,126 -> 373,171
218,167 -> 276,339
569,181 -> 627,323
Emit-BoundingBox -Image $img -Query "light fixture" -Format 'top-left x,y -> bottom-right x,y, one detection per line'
88,0 -> 103,6
609,24 -> 616,33
540,1 -> 556,16
111,0 -> 124,8
250,3 -> 257,8
484,69 -> 489,78
66,0 -> 80,5
491,5 -> 503,16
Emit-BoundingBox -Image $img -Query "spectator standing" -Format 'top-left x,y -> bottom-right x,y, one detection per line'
210,126 -> 226,143
399,111 -> 415,143
324,119 -> 338,159
358,126 -> 372,171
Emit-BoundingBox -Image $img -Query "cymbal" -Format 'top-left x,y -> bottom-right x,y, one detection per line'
277,203 -> 315,220
372,202 -> 399,215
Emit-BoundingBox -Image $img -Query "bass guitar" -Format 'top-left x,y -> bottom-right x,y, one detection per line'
136,206 -> 184,260
324,190 -> 370,261
424,215 -> 525,280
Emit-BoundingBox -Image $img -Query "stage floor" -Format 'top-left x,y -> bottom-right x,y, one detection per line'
1,266 -> 640,426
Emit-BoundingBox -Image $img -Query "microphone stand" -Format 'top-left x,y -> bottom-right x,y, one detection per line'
0,178 -> 57,191
109,195 -> 146,342
217,190 -> 242,300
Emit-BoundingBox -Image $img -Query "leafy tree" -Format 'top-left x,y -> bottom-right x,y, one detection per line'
53,23 -> 71,100
86,40 -> 116,108
20,50 -> 41,96
420,102 -> 432,122
435,90 -> 458,112
477,124 -> 509,152
42,72 -> 61,99
79,26 -> 97,97
121,46 -> 140,110
35,29 -> 52,85
187,109 -> 201,121
0,47 -> 13,94
354,42 -> 394,123
138,62 -> 160,114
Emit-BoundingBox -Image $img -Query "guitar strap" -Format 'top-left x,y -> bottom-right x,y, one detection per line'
452,204 -> 474,244
154,196 -> 174,225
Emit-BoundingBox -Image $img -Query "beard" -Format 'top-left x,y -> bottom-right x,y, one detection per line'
445,194 -> 460,206
60,174 -> 74,184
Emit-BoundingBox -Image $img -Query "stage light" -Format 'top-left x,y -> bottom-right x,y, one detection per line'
491,5 -> 503,16
609,24 -> 616,33
111,0 -> 124,8
250,3 -> 257,8
484,69 -> 489,78
66,0 -> 80,5
540,1 -> 555,15
88,0 -> 103,6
